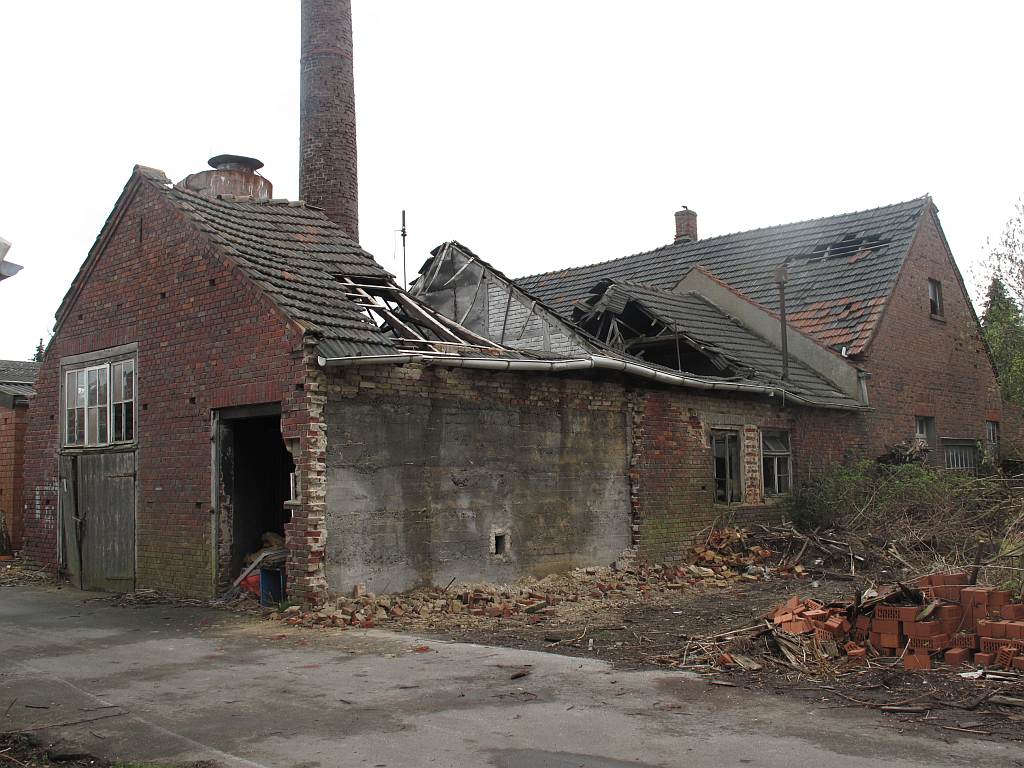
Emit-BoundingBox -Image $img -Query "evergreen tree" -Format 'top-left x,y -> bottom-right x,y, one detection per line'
982,276 -> 1024,404
31,338 -> 44,362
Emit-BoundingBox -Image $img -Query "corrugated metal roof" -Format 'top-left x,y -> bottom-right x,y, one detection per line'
518,198 -> 929,355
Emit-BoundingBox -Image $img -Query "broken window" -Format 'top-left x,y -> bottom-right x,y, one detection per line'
915,416 -> 936,448
761,430 -> 791,496
928,279 -> 944,317
64,357 -> 135,448
943,442 -> 977,473
111,360 -> 135,443
986,420 -> 1000,457
712,430 -> 742,504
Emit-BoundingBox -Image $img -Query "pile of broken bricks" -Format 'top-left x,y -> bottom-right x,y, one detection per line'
768,571 -> 1024,672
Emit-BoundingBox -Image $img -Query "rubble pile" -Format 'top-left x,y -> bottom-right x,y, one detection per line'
270,530 -> 788,629
761,572 -> 1023,673
0,556 -> 50,587
689,528 -> 779,580
277,584 -> 564,629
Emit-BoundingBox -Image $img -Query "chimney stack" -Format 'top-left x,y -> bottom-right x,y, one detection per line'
300,0 -> 359,241
178,155 -> 273,201
674,206 -> 698,243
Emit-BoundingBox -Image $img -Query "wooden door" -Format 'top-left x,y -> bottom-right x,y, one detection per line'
61,451 -> 136,592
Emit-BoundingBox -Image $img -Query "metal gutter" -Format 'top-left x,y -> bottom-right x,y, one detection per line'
318,351 -> 868,411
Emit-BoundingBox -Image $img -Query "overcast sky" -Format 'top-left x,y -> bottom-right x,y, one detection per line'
2,1 -> 1023,360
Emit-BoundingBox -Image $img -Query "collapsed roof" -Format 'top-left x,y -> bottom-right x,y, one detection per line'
411,241 -> 865,410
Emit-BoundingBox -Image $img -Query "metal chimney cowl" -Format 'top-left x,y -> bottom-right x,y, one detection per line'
177,155 -> 273,201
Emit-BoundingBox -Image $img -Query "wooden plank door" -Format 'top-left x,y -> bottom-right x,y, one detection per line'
77,452 -> 136,592
59,455 -> 83,590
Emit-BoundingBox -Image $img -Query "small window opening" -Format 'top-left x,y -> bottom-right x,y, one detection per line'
985,420 -> 1000,459
493,532 -> 507,555
761,430 -> 792,497
915,415 -> 936,448
712,430 -> 742,504
928,279 -> 944,317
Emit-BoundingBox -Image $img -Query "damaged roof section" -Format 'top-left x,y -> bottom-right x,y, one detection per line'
410,243 -> 867,410
518,197 -> 929,356
573,279 -> 863,409
409,241 -> 605,358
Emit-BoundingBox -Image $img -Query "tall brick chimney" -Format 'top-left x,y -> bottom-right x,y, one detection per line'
674,206 -> 698,243
300,0 -> 359,241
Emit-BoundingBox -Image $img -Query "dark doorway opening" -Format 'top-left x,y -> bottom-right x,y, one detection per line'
217,410 -> 294,583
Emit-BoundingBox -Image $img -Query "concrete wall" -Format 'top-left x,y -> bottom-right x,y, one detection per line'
323,364 -> 630,594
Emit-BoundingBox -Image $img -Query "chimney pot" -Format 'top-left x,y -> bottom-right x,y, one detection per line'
176,154 -> 273,201
674,206 -> 698,243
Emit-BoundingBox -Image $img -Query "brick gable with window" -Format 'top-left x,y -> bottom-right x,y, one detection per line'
20,179 -> 314,598
857,205 -> 1002,464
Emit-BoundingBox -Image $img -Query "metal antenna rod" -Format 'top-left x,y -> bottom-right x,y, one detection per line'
401,210 -> 408,290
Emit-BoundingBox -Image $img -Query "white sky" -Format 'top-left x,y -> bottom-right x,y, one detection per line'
2,1 -> 1023,360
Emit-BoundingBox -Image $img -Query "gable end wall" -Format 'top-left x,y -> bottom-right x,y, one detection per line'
859,208 -> 1001,458
21,182 -> 320,599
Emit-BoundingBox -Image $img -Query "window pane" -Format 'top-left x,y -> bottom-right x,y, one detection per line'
65,371 -> 75,410
87,369 -> 99,407
114,404 -> 124,442
124,361 -> 134,401
97,406 -> 108,444
97,367 -> 108,406
124,402 -> 134,441
112,363 -> 123,402
66,370 -> 79,445
76,371 -> 87,407
778,457 -> 791,493
763,456 -> 776,494
75,408 -> 85,444
87,406 -> 98,444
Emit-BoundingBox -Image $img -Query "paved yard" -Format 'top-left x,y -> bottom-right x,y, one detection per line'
0,585 -> 1018,768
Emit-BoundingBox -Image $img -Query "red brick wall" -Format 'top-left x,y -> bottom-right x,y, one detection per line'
0,402 -> 28,549
20,179 -> 315,598
859,206 -> 1002,459
629,387 -> 865,562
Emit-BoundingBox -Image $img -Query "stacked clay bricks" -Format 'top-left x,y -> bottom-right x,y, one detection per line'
769,572 -> 1023,672
874,573 -> 1023,671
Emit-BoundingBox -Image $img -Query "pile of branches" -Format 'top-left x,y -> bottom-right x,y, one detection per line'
786,461 -> 1021,575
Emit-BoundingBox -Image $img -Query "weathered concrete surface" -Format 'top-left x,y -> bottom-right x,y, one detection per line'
0,585 -> 1016,767
325,397 -> 629,593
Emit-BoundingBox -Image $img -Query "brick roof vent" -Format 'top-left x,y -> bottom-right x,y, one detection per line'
177,154 -> 273,201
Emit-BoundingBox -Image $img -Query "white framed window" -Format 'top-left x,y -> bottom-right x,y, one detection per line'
928,279 -> 944,318
761,429 -> 792,496
64,358 -> 135,447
